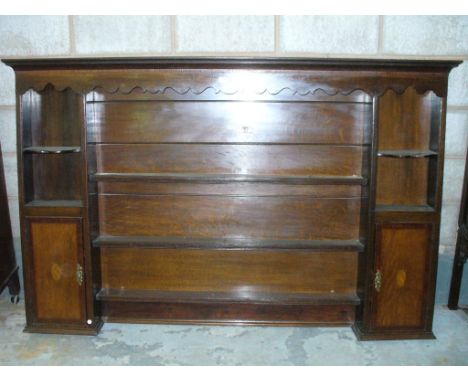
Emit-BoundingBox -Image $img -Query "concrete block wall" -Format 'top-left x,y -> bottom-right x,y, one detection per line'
0,16 -> 467,302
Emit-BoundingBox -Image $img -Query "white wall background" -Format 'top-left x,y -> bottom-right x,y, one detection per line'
0,15 -> 467,262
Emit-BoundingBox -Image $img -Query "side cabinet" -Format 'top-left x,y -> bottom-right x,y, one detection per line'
18,86 -> 101,334
371,224 -> 435,332
354,88 -> 444,340
24,217 -> 86,326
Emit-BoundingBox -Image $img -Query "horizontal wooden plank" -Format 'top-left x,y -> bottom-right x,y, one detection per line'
375,205 -> 434,213
23,146 -> 81,154
91,172 -> 366,185
99,248 -> 359,295
377,150 -> 437,158
24,200 -> 83,208
88,101 -> 371,144
374,208 -> 438,224
93,235 -> 365,251
95,144 -> 367,177
99,194 -> 361,240
23,201 -> 84,217
97,182 -> 364,198
96,289 -> 361,306
100,300 -> 357,326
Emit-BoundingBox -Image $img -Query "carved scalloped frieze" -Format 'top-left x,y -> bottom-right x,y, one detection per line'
17,83 -> 448,98
15,68 -> 449,98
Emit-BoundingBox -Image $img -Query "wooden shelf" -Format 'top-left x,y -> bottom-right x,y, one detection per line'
96,288 -> 361,306
377,150 -> 437,158
24,200 -> 83,208
91,172 -> 366,185
23,146 -> 81,154
375,205 -> 434,213
93,235 -> 364,251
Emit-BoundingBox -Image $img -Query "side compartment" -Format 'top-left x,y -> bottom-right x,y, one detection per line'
371,223 -> 435,332
23,217 -> 91,332
18,86 -> 101,334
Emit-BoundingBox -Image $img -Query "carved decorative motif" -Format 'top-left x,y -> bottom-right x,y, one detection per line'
7,58 -> 458,98
17,82 -> 448,98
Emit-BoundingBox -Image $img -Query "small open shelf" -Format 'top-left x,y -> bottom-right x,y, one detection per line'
90,172 -> 367,186
23,146 -> 81,154
376,156 -> 437,207
377,150 -> 438,158
20,87 -> 84,206
24,200 -> 84,208
96,288 -> 361,306
93,235 -> 365,251
375,205 -> 434,213
23,153 -> 83,204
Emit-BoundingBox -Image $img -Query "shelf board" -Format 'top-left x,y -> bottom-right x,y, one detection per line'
96,288 -> 361,306
93,235 -> 364,251
377,150 -> 438,158
23,146 -> 81,154
24,200 -> 84,208
91,172 -> 366,185
375,205 -> 434,213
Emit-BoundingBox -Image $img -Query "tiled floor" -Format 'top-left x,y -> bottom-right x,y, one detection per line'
1,290 -> 467,365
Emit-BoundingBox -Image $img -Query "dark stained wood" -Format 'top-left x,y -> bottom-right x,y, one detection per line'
16,84 -> 102,334
24,153 -> 82,202
100,300 -> 357,326
99,194 -> 362,240
372,224 -> 433,329
378,88 -> 434,151
98,181 -> 363,198
376,157 -> 430,206
88,101 -> 371,144
354,89 -> 443,340
24,200 -> 83,208
377,150 -> 437,158
4,56 -> 460,339
4,58 -> 460,98
93,235 -> 364,251
352,324 -> 435,340
95,144 -> 367,177
27,87 -> 82,147
100,248 -> 358,294
0,143 -> 20,300
4,56 -> 460,70
448,147 -> 468,309
23,146 -> 81,154
92,173 -> 365,186
91,87 -> 371,103
97,289 -> 360,305
26,217 -> 85,323
21,87 -> 84,204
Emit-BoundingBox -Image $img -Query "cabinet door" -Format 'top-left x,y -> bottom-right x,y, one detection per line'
372,223 -> 433,330
26,217 -> 86,324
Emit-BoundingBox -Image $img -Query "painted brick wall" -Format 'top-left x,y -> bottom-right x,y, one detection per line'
0,15 -> 467,301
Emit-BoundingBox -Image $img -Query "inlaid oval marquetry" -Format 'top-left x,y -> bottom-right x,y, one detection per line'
50,263 -> 63,282
396,269 -> 407,288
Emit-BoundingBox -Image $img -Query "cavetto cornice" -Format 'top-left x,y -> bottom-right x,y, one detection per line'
3,57 -> 462,98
